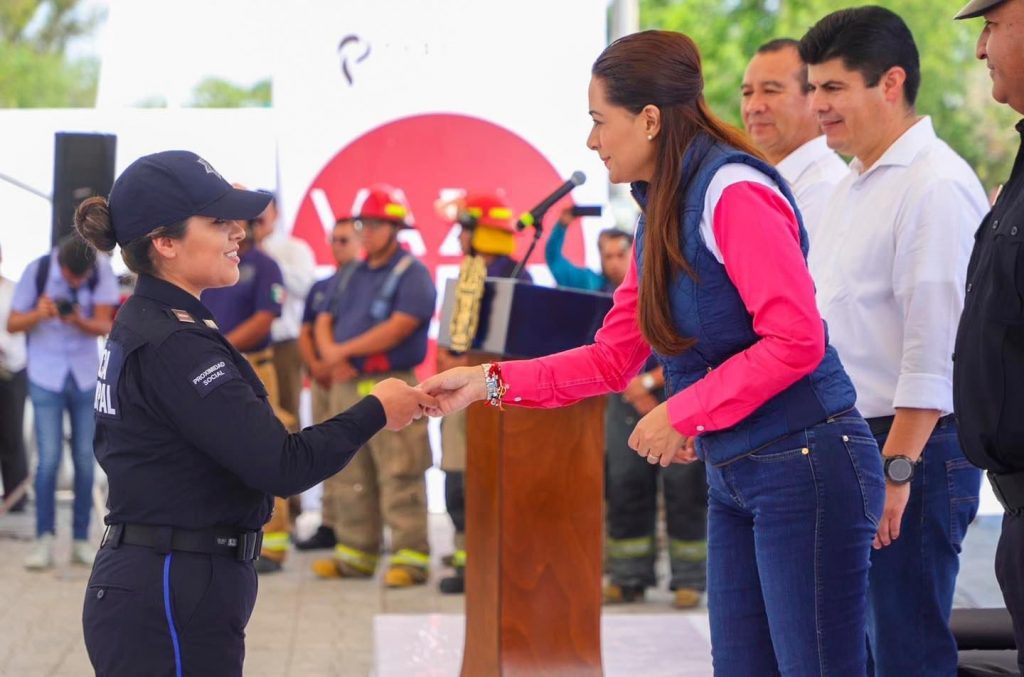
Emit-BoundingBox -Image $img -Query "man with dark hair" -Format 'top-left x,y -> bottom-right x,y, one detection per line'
7,234 -> 119,570
801,7 -> 988,675
546,208 -> 632,291
741,38 -> 847,234
954,0 -> 1024,671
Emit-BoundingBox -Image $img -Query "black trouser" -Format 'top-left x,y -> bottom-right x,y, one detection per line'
996,511 -> 1024,673
83,542 -> 258,676
0,369 -> 28,506
445,471 -> 465,539
604,394 -> 708,590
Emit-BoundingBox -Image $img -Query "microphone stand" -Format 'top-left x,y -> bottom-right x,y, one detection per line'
510,214 -> 545,280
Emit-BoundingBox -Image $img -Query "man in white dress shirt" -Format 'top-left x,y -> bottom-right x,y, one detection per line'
801,8 -> 988,676
741,38 -> 848,235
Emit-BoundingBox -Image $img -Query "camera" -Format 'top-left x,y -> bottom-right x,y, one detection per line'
55,299 -> 76,317
571,205 -> 602,218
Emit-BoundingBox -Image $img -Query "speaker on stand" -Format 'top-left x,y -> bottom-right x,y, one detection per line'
51,132 -> 117,246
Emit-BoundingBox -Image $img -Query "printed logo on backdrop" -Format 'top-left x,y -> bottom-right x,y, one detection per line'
289,113 -> 586,377
291,112 -> 585,280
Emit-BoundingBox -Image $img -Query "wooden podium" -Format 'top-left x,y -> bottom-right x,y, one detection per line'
438,279 -> 614,675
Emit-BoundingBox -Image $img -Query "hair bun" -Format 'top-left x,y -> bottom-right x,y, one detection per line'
74,196 -> 117,253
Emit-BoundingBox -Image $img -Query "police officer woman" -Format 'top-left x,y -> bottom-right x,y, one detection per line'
74,150 -> 434,676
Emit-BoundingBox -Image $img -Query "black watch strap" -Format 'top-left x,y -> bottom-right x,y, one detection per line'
883,455 -> 915,484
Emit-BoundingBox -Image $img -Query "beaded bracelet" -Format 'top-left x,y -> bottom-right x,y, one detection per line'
481,362 -> 508,408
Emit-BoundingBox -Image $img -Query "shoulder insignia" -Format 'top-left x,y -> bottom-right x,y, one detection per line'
170,309 -> 196,324
203,319 -> 219,330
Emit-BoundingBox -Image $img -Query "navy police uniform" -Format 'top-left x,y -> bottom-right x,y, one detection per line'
954,119 -> 1024,671
83,274 -> 385,676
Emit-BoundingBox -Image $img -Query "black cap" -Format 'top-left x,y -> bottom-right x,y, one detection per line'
955,0 -> 1008,19
108,150 -> 273,246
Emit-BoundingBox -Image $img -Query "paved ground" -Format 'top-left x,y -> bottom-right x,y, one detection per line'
0,497 -> 1005,676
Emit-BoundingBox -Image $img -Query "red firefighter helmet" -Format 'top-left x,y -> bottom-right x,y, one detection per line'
459,193 -> 518,256
339,184 -> 414,229
460,193 -> 515,232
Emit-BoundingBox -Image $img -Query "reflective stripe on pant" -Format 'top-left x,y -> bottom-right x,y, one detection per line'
324,372 -> 431,560
605,394 -> 708,590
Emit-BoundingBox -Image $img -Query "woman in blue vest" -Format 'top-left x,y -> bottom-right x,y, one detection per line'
421,31 -> 885,675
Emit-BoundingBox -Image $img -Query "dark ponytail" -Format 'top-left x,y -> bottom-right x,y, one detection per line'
74,196 -> 187,276
593,30 -> 764,356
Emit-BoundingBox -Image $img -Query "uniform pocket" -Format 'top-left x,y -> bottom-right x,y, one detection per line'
380,416 -> 432,476
946,457 -> 982,550
168,552 -> 215,635
984,231 -> 1024,323
83,583 -> 141,670
842,434 -> 885,529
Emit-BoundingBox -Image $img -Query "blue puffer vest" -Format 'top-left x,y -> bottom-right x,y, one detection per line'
633,135 -> 856,467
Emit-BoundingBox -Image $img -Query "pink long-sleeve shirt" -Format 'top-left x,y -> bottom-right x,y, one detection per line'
501,166 -> 826,438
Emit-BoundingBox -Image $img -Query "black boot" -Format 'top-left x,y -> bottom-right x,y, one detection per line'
295,525 -> 337,551
439,568 -> 465,594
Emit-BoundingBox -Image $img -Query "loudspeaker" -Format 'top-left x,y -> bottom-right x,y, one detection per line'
51,132 -> 117,246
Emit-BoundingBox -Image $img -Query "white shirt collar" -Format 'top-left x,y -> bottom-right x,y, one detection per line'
776,135 -> 835,185
850,116 -> 937,176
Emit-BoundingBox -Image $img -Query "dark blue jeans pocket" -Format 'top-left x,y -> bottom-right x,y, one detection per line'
842,434 -> 885,529
946,456 -> 982,550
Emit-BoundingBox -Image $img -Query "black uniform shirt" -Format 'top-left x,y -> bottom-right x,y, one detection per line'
94,274 -> 385,531
954,120 -> 1024,473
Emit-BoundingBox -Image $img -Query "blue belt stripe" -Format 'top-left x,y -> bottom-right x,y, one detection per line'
162,553 -> 183,677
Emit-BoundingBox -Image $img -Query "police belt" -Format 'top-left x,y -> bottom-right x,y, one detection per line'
101,523 -> 263,561
988,470 -> 1024,514
865,413 -> 956,438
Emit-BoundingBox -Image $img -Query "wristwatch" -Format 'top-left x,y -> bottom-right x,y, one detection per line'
883,455 -> 915,485
640,373 -> 656,391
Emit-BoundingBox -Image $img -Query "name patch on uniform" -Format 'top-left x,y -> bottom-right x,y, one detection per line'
189,358 -> 241,398
95,340 -> 124,419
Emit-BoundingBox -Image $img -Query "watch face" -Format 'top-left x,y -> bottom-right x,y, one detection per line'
886,457 -> 914,483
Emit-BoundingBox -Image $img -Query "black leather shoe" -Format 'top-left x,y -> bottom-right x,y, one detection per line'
295,526 -> 337,551
255,558 -> 283,574
439,571 -> 465,594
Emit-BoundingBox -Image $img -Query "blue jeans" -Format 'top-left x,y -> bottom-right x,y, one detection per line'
28,375 -> 96,540
706,413 -> 884,676
867,419 -> 981,676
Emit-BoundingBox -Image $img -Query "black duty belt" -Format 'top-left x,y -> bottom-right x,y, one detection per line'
101,523 -> 262,561
864,413 -> 956,438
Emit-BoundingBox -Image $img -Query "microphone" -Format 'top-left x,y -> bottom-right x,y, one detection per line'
516,171 -> 586,231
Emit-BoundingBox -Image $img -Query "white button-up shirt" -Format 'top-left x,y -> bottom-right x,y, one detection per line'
809,117 -> 988,418
776,135 -> 849,238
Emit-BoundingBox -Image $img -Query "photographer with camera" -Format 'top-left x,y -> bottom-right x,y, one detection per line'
7,234 -> 119,570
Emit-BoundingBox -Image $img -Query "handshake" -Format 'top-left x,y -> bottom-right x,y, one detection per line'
368,366 -> 489,430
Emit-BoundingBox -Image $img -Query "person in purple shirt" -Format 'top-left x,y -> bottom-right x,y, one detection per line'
200,220 -> 291,571
201,229 -> 284,355
7,234 -> 119,570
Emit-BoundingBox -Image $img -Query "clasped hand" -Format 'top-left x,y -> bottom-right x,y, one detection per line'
628,401 -> 696,466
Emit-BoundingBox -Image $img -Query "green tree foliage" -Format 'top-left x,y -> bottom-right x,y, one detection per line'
0,0 -> 100,107
189,77 -> 272,108
641,0 -> 1019,188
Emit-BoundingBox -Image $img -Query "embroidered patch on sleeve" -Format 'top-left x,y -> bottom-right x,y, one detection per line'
188,357 -> 241,398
